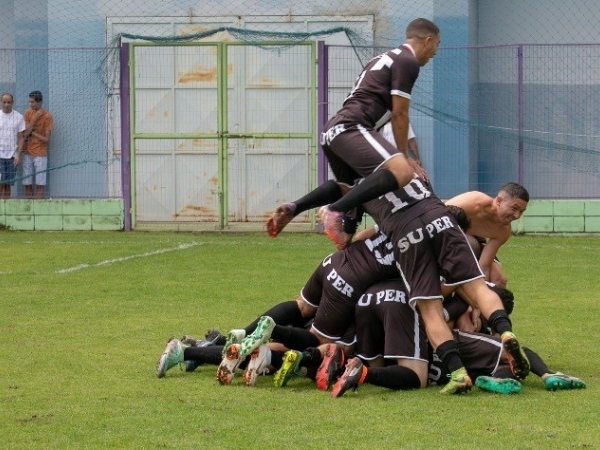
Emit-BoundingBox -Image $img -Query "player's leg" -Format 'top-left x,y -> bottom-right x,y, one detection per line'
457,279 -> 529,380
266,180 -> 347,237
523,347 -> 586,391
319,127 -> 412,249
418,299 -> 472,394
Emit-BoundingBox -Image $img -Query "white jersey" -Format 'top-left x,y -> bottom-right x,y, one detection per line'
0,110 -> 25,159
379,122 -> 415,147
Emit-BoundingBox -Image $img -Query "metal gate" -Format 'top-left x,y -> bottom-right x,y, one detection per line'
128,41 -> 317,229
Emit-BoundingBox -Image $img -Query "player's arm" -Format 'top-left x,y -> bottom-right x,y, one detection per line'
391,96 -> 425,179
407,137 -> 420,164
390,95 -> 410,158
478,233 -> 508,281
352,225 -> 377,242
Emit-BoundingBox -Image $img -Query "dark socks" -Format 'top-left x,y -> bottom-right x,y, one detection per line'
270,349 -> 284,369
364,365 -> 421,390
493,366 -> 515,379
523,347 -> 549,377
271,326 -> 321,351
244,301 -> 307,334
342,206 -> 364,235
184,345 -> 224,366
435,340 -> 464,373
301,347 -> 324,368
487,309 -> 513,335
329,169 -> 398,213
293,180 -> 343,215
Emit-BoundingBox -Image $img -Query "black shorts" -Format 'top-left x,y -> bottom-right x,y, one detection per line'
428,330 -> 503,385
383,203 -> 484,307
303,252 -> 366,341
321,120 -> 403,185
302,236 -> 398,341
355,279 -> 429,364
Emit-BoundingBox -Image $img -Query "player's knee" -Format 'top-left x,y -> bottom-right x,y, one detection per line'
296,297 -> 317,318
382,155 -> 413,186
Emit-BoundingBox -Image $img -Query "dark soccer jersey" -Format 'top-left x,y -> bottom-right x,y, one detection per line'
364,175 -> 439,228
334,45 -> 420,129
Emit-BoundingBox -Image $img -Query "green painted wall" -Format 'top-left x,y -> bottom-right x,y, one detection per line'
0,199 -> 598,233
0,199 -> 124,231
511,200 -> 600,234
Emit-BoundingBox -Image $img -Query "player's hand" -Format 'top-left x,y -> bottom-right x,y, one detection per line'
456,308 -> 477,332
409,158 -> 427,181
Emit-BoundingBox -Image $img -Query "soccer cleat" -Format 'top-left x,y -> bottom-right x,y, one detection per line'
439,367 -> 473,394
205,328 -> 226,346
222,329 -> 246,356
185,360 -> 200,372
501,332 -> 530,380
156,338 -> 185,378
475,376 -> 522,394
239,316 -> 275,358
317,206 -> 352,250
242,345 -> 272,387
266,202 -> 297,238
181,335 -> 200,347
273,350 -> 304,388
331,357 -> 367,398
216,344 -> 244,385
182,335 -> 214,372
315,344 -> 346,391
543,372 -> 586,391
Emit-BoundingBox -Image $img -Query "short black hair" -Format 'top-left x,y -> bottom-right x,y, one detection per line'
29,90 -> 43,102
499,182 -> 529,203
446,204 -> 471,232
489,285 -> 515,315
406,18 -> 439,39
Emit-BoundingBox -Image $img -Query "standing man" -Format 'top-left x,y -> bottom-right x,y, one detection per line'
23,90 -> 53,199
446,182 -> 529,288
0,93 -> 25,198
318,18 -> 439,249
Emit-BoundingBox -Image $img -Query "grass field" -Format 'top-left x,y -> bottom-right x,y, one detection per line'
1,231 -> 599,449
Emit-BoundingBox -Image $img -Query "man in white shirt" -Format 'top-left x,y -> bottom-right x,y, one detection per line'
0,93 -> 25,198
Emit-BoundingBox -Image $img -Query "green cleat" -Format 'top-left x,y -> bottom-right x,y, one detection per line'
221,329 -> 246,356
440,367 -> 472,395
543,372 -> 586,391
501,331 -> 530,380
156,338 -> 185,378
239,316 -> 275,358
273,350 -> 304,388
475,376 -> 522,394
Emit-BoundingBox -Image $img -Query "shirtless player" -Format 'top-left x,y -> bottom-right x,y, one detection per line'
446,182 -> 529,288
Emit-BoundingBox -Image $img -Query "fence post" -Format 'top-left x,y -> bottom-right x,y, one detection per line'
316,41 -> 328,232
120,42 -> 132,231
517,45 -> 524,185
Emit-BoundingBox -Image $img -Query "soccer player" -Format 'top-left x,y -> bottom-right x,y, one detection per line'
331,280 -> 585,397
156,227 -> 397,383
280,18 -> 440,249
446,182 -> 529,288
358,174 -> 529,394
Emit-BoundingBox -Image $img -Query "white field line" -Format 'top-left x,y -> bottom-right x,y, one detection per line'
55,242 -> 200,274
